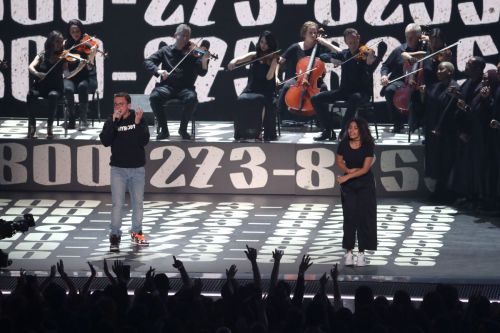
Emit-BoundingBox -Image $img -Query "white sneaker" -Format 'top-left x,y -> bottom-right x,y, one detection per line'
344,252 -> 354,266
356,252 -> 366,266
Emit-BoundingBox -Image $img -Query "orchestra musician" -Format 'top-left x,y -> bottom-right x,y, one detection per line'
144,23 -> 210,140
276,21 -> 338,122
228,30 -> 279,141
311,28 -> 379,141
63,19 -> 98,131
27,31 -> 66,139
380,23 -> 426,133
405,27 -> 453,132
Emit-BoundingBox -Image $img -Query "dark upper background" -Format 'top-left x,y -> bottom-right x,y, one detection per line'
0,0 -> 498,121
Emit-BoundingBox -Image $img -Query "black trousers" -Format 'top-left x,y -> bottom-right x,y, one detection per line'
64,76 -> 97,122
311,89 -> 368,135
341,175 -> 377,251
382,81 -> 406,128
149,85 -> 197,132
27,89 -> 60,127
235,92 -> 276,139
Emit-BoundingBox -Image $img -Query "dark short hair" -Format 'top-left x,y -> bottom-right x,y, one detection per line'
471,56 -> 486,72
114,92 -> 131,104
343,28 -> 359,38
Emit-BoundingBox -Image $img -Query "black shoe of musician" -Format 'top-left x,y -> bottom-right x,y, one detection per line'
314,129 -> 335,141
178,130 -> 192,140
156,129 -> 170,140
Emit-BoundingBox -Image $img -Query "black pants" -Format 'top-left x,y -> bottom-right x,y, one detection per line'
149,85 -> 197,132
382,81 -> 406,128
341,175 -> 377,251
27,89 -> 60,127
311,89 -> 368,135
235,92 -> 276,140
64,76 -> 97,121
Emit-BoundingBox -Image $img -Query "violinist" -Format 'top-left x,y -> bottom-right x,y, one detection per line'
27,31 -> 66,139
144,23 -> 209,140
380,23 -> 425,133
406,28 -> 453,132
63,19 -> 98,131
228,31 -> 279,141
276,21 -> 338,121
311,28 -> 379,141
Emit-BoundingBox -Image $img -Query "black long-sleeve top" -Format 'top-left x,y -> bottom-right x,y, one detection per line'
144,44 -> 208,90
330,49 -> 380,95
99,110 -> 150,168
381,43 -> 420,81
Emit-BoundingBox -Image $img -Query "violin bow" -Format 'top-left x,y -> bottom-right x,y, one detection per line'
387,68 -> 423,85
413,41 -> 460,65
277,67 -> 318,86
228,49 -> 281,71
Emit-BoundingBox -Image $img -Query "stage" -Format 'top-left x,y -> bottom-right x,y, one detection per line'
1,119 -> 499,300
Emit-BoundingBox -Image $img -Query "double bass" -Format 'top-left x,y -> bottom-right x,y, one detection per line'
284,36 -> 326,117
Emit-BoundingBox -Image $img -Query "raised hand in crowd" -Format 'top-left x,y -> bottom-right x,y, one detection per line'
40,264 -> 56,292
293,254 -> 313,307
173,255 -> 192,287
330,263 -> 343,309
57,259 -> 77,296
80,261 -> 96,296
111,259 -> 130,284
222,264 -> 238,298
269,248 -> 284,293
245,245 -> 262,291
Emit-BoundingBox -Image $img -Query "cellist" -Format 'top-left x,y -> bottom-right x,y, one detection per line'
275,21 -> 337,122
311,28 -> 379,141
380,23 -> 425,133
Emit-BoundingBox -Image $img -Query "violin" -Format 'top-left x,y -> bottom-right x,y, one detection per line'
72,34 -> 109,58
185,41 -> 218,60
355,44 -> 375,61
56,49 -> 90,64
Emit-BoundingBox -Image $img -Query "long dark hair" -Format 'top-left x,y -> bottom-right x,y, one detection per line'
68,19 -> 84,39
342,117 -> 375,149
44,30 -> 63,56
256,31 -> 277,58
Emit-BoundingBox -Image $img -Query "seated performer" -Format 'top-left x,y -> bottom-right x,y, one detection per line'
380,23 -> 426,133
311,28 -> 379,141
144,23 -> 210,140
228,30 -> 279,141
27,31 -> 66,139
63,19 -> 98,131
276,21 -> 337,122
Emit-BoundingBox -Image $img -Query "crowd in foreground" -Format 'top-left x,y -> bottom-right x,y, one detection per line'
1,247 -> 499,333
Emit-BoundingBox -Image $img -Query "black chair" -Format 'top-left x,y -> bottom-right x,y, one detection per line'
329,94 -> 379,140
160,99 -> 196,140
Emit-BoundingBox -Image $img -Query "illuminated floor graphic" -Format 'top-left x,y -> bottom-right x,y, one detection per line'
1,191 -> 499,284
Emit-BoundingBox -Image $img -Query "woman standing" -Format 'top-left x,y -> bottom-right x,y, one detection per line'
27,31 -> 66,139
336,117 -> 377,266
63,19 -> 98,131
228,30 -> 279,140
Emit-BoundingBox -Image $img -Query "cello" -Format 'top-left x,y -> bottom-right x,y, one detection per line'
284,35 -> 326,117
392,39 -> 428,115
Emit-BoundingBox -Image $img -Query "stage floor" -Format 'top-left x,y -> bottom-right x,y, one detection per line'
0,118 -> 422,145
1,191 -> 499,287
